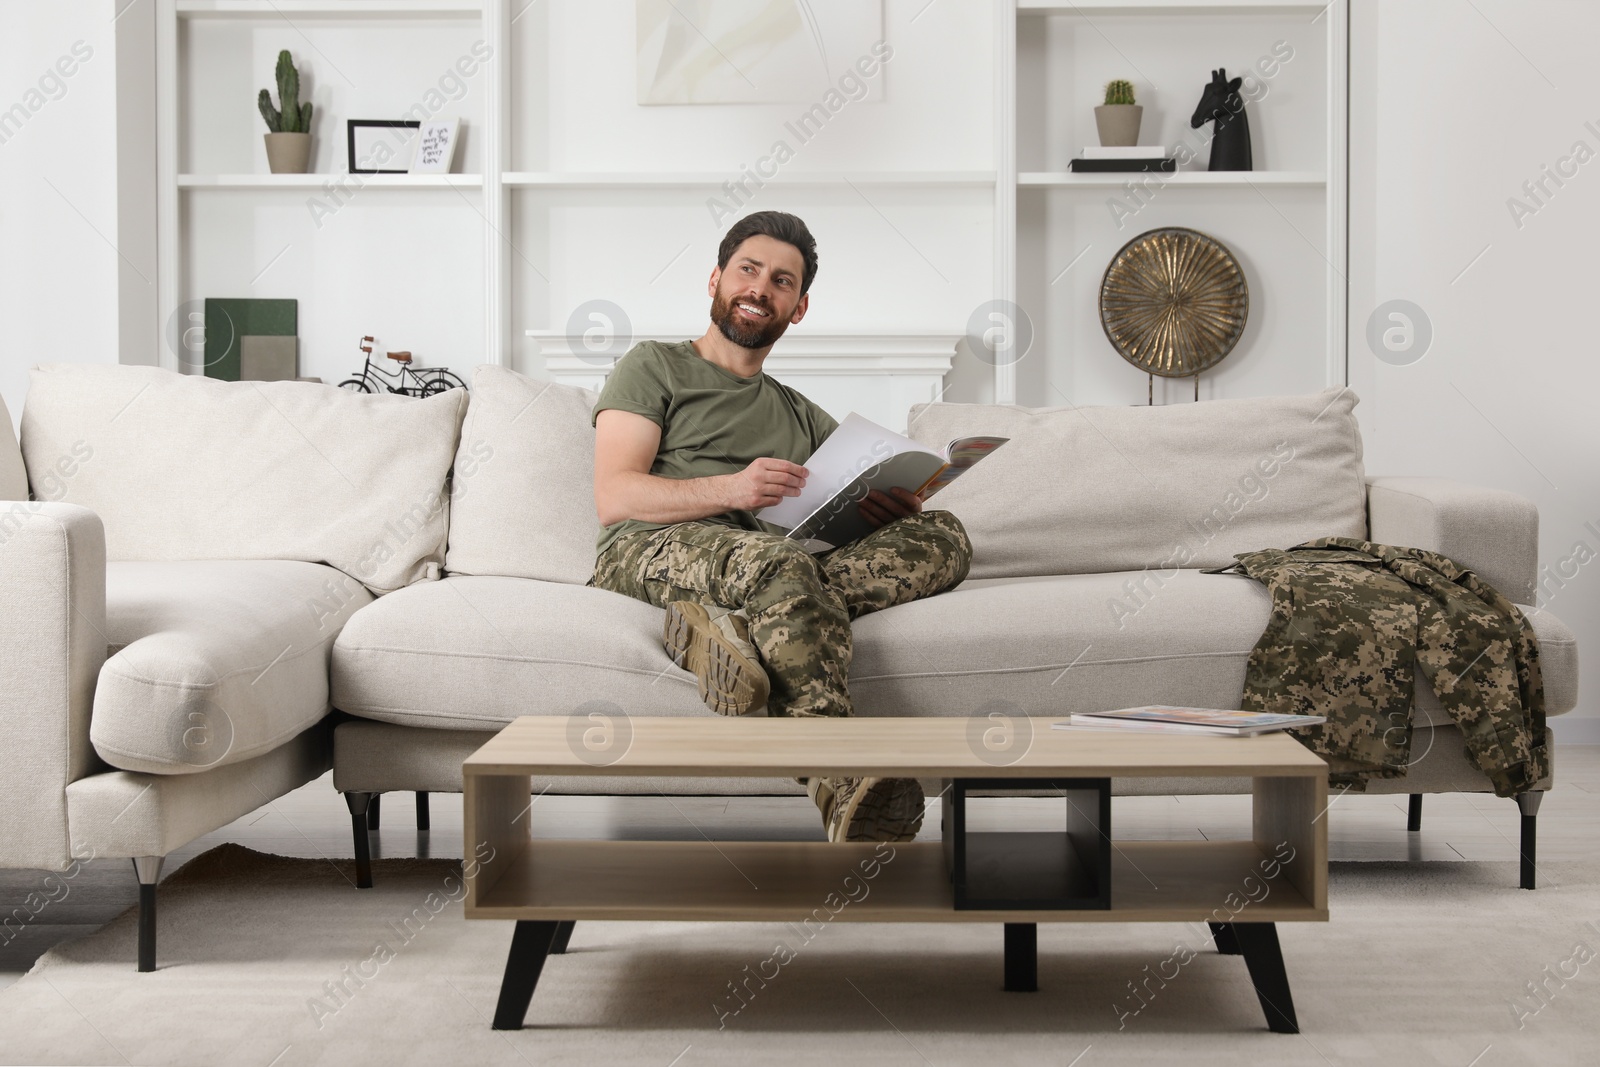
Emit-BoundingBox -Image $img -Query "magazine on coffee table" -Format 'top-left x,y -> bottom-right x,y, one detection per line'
1056,706 -> 1327,737
757,412 -> 1007,551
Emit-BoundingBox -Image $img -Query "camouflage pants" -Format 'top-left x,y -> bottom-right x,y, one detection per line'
588,510 -> 972,718
1222,537 -> 1546,798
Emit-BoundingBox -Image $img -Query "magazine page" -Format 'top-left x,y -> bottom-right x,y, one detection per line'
758,413 -> 938,530
785,451 -> 949,548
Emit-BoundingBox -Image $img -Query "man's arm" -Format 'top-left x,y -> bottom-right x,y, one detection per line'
593,409 -> 810,527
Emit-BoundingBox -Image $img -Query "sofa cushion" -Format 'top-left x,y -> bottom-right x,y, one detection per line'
332,577 -> 708,728
443,365 -> 601,585
329,569 -> 1576,730
906,388 -> 1368,580
92,560 -> 372,775
0,393 -> 25,501
19,364 -> 467,594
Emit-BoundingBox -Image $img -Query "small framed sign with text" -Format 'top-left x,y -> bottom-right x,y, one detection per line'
410,118 -> 460,174
347,120 -> 420,174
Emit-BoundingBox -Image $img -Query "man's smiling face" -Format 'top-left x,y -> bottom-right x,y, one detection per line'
708,234 -> 808,351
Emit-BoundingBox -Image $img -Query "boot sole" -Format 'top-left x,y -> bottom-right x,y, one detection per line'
663,602 -> 769,717
835,778 -> 925,843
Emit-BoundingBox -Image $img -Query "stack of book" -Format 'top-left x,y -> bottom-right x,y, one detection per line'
1069,146 -> 1177,174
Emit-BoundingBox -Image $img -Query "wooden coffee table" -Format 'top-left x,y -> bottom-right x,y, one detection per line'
463,716 -> 1327,1034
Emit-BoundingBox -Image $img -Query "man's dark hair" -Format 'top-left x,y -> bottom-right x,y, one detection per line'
717,211 -> 818,296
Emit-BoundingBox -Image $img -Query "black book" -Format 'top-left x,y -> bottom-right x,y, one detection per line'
1068,157 -> 1177,174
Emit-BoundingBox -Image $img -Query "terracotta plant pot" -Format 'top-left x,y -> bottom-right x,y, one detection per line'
1094,104 -> 1144,148
264,132 -> 312,174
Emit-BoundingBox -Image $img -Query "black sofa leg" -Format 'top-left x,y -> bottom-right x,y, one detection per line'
416,791 -> 430,832
133,857 -> 163,972
345,791 -> 374,889
367,793 -> 382,832
1407,793 -> 1422,832
1516,792 -> 1542,890
549,920 -> 575,955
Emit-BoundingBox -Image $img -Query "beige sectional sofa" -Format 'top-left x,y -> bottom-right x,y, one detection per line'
0,362 -> 1579,972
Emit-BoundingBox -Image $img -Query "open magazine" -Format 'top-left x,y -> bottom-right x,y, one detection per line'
757,413 -> 1008,551
1056,706 -> 1327,737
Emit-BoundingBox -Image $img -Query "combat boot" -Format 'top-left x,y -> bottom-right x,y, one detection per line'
805,776 -> 925,843
663,600 -> 769,716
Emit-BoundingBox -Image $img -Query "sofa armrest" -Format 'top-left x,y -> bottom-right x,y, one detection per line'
0,502 -> 106,869
1365,477 -> 1538,605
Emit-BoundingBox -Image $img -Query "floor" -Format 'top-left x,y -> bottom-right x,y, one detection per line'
4,746 -> 1596,993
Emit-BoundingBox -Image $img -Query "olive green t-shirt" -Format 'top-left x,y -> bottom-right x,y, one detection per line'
592,339 -> 839,557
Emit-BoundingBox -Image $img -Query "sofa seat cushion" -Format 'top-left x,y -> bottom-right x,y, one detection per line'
848,571 -> 1578,725
332,577 -> 711,728
329,571 -> 1578,731
92,561 -> 372,775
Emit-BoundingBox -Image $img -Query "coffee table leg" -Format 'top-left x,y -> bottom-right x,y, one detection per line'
549,920 -> 575,955
1003,923 -> 1037,992
1230,922 -> 1298,1034
1208,921 -> 1242,955
492,920 -> 561,1030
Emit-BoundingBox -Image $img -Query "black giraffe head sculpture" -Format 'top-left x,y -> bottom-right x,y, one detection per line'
1190,68 -> 1253,172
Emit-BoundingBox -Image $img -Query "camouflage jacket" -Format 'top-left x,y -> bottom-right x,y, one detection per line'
1212,537 -> 1546,798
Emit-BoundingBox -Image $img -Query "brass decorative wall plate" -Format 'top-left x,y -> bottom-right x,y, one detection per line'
1099,227 -> 1249,378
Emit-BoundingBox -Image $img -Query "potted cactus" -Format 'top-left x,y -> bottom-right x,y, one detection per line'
259,50 -> 313,173
1094,79 -> 1142,148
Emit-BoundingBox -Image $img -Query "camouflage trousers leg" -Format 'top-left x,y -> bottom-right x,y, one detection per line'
588,510 -> 972,718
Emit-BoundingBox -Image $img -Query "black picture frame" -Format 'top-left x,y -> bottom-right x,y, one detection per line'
347,119 -> 421,174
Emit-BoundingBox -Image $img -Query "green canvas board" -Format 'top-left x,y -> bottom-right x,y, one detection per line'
203,299 -> 297,381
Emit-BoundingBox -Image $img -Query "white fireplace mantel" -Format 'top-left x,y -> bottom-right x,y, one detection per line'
524,330 -> 961,434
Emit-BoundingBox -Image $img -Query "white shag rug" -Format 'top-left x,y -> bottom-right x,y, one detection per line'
1,844 -> 1597,1066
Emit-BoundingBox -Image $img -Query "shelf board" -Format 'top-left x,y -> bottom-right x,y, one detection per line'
176,0 -> 482,18
1019,170 -> 1325,188
466,839 -> 1324,924
178,173 -> 483,189
1019,0 -> 1329,14
502,171 -> 996,189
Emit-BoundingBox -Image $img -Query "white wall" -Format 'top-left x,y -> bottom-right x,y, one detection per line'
1350,0 -> 1600,740
509,0 -> 995,381
0,0 -> 123,435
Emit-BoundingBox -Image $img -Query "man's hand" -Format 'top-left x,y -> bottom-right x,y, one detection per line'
857,486 -> 923,530
724,457 -> 809,511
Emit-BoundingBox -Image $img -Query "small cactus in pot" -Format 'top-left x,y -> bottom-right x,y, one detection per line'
260,50 -> 314,173
1095,78 -> 1143,147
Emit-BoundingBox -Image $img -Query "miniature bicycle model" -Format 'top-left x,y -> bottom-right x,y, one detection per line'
339,336 -> 466,397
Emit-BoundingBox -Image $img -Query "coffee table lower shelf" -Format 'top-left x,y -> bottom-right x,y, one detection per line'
467,838 -> 1321,923
469,839 -> 1319,1035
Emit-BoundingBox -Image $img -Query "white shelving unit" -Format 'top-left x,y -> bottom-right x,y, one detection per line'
156,0 -> 1346,410
174,1 -> 483,18
176,173 -> 485,188
1018,170 -> 1325,187
500,171 -> 996,188
1001,0 -> 1348,406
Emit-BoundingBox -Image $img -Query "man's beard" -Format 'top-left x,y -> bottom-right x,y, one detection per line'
710,287 -> 790,350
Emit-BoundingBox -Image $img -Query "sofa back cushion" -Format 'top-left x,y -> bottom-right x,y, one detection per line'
0,393 -> 25,501
906,387 -> 1368,579
19,364 -> 467,594
443,364 -> 600,584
